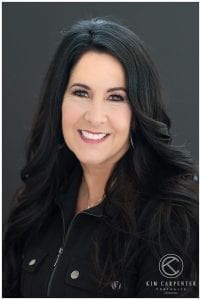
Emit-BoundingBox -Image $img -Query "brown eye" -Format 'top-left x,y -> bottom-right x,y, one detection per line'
109,94 -> 125,102
73,90 -> 88,97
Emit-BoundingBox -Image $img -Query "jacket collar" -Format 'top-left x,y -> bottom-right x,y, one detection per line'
55,162 -> 107,218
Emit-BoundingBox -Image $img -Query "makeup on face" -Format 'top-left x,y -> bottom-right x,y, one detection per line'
62,51 -> 132,167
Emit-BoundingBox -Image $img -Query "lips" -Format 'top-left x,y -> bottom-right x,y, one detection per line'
78,130 -> 110,143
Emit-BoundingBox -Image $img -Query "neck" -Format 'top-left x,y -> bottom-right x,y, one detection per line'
78,163 -> 114,207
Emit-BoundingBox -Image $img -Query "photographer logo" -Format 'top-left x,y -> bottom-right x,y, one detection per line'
159,254 -> 183,278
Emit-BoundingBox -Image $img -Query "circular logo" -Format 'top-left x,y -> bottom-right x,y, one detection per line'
159,254 -> 183,278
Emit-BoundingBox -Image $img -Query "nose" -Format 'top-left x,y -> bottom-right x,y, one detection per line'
84,101 -> 107,126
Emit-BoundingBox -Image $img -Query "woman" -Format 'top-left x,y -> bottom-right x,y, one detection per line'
3,18 -> 198,297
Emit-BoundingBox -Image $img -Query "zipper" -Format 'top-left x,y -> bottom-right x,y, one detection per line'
47,206 -> 103,296
47,247 -> 64,296
53,247 -> 63,267
47,203 -> 66,296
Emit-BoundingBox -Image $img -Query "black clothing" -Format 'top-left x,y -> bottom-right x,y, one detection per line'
20,166 -> 198,298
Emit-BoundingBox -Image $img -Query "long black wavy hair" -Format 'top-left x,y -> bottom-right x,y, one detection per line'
3,18 -> 198,296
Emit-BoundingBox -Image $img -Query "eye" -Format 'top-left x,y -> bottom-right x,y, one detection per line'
108,94 -> 125,102
73,89 -> 88,98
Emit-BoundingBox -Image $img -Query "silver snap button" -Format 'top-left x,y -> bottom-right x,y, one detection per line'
28,259 -> 37,266
194,174 -> 198,181
70,270 -> 80,279
111,280 -> 121,290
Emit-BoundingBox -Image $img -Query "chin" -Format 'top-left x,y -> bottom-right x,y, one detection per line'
77,154 -> 121,168
78,157 -> 106,166
73,148 -> 128,167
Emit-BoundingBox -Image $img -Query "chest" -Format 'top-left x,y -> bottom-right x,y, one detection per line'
20,210 -> 138,297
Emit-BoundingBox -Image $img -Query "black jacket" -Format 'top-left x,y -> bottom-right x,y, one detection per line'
20,166 -> 198,298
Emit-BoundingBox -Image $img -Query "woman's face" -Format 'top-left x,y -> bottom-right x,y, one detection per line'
62,51 -> 132,168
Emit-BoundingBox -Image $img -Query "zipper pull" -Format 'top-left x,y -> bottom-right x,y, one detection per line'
53,247 -> 63,267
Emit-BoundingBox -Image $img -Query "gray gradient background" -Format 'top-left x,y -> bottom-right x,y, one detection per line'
3,2 -> 199,220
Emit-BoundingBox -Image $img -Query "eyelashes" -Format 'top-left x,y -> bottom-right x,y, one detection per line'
72,89 -> 126,102
108,94 -> 125,102
73,89 -> 88,98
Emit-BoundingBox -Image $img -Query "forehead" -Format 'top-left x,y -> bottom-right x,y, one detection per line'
68,51 -> 126,88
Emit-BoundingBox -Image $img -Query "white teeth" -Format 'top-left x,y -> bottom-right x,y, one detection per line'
80,130 -> 107,140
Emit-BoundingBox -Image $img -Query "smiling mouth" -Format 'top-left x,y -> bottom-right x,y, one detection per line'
78,130 -> 110,143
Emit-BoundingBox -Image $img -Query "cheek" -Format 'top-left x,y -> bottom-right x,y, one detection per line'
110,109 -> 132,136
62,101 -> 83,130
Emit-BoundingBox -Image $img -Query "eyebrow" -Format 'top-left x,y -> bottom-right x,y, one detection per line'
70,83 -> 127,93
